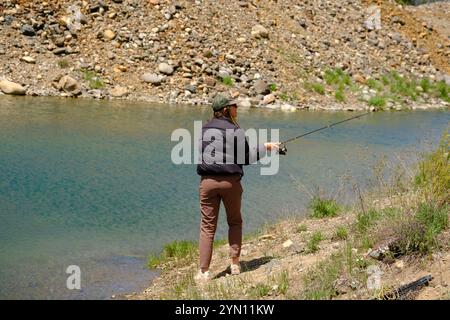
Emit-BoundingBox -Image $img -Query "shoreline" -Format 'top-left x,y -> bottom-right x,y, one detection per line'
123,136 -> 449,300
0,91 -> 448,112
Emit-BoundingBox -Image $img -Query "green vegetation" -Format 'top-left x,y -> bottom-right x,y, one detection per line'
367,78 -> 384,92
436,81 -> 450,102
249,283 -> 271,298
324,68 -> 351,87
58,59 -> 70,68
395,202 -> 448,255
297,224 -> 308,233
169,273 -> 202,299
269,83 -> 277,92
148,240 -> 197,269
323,68 -> 353,102
302,251 -> 344,299
419,78 -> 432,93
356,208 -> 381,233
146,132 -> 449,300
309,197 -> 340,218
334,89 -> 346,102
366,72 -> 450,106
304,66 -> 449,108
368,95 -> 386,109
334,226 -> 349,240
414,132 -> 450,204
213,238 -> 227,249
221,76 -> 234,86
82,69 -> 104,89
301,133 -> 449,299
312,83 -> 325,95
279,92 -> 289,101
306,231 -> 325,253
277,270 -> 289,295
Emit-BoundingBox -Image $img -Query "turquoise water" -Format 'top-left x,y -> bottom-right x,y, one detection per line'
0,96 -> 448,299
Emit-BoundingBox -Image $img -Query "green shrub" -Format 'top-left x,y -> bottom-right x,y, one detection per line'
309,197 -> 340,218
395,202 -> 448,255
324,68 -> 351,87
367,78 -> 384,92
307,231 -> 325,253
311,83 -> 325,95
388,72 -> 418,101
368,96 -> 386,109
436,81 -> 449,102
324,69 -> 341,86
82,69 -> 104,89
297,224 -> 308,233
414,132 -> 450,204
334,89 -> 345,102
419,78 -> 432,93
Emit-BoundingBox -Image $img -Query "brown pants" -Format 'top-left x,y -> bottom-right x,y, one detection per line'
199,175 -> 243,271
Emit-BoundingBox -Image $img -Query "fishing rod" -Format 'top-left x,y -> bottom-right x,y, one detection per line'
278,111 -> 372,155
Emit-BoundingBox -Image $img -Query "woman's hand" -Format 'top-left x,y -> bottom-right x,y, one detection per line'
264,142 -> 281,151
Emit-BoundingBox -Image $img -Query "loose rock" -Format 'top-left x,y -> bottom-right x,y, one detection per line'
21,25 -> 36,36
251,24 -> 269,39
141,73 -> 163,85
158,63 -> 174,75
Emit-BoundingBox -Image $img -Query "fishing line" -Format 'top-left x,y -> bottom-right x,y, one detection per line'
278,111 -> 372,155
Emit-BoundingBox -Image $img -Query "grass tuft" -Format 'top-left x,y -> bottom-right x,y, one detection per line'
221,76 -> 234,86
306,231 -> 325,253
82,69 -> 104,89
148,240 -> 197,269
309,197 -> 340,218
334,226 -> 349,240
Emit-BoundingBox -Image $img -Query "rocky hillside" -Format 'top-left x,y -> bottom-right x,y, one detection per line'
0,0 -> 449,110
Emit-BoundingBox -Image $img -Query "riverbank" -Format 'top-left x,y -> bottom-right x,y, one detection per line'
0,0 -> 449,111
126,133 -> 449,300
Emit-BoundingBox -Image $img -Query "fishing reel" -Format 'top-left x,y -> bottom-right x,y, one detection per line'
278,144 -> 287,155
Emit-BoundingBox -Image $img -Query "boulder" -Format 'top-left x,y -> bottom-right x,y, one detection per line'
0,80 -> 26,95
254,79 -> 270,95
261,93 -> 276,105
58,75 -> 81,96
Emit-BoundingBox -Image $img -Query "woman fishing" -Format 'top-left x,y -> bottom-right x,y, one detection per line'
195,95 -> 280,282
